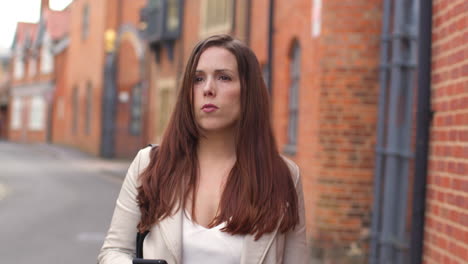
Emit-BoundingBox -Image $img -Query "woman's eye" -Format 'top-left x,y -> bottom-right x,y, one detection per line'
194,77 -> 203,83
219,75 -> 232,81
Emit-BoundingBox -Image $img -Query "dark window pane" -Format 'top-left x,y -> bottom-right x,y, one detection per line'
130,83 -> 142,135
287,42 -> 301,148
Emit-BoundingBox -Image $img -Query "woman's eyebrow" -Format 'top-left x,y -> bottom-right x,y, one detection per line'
195,69 -> 234,73
214,69 -> 234,74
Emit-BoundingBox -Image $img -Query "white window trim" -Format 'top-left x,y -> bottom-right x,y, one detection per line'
11,97 -> 23,130
40,34 -> 54,74
29,57 -> 37,77
14,51 -> 24,80
156,78 -> 176,140
28,96 -> 46,131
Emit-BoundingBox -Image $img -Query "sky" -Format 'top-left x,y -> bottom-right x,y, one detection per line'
0,0 -> 73,54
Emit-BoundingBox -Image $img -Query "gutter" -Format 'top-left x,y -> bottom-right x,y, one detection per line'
410,1 -> 433,263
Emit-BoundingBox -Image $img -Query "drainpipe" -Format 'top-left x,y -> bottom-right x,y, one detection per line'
410,1 -> 432,263
245,0 -> 252,46
100,0 -> 123,158
369,0 -> 392,261
266,0 -> 275,95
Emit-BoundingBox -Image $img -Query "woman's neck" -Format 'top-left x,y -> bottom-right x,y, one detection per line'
197,129 -> 237,164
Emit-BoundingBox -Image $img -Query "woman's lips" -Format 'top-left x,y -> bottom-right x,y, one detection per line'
202,104 -> 219,113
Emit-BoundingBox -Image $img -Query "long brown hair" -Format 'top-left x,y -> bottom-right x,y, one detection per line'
137,35 -> 298,240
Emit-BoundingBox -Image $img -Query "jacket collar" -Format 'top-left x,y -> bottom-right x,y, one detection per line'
158,209 -> 279,264
158,209 -> 183,264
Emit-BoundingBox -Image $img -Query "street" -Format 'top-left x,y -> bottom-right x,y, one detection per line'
0,141 -> 131,263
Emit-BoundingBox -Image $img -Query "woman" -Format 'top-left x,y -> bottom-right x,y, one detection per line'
98,35 -> 307,264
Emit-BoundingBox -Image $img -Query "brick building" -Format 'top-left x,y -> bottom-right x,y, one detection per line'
8,0 -> 69,143
139,0 -> 467,263
423,0 -> 468,263
0,54 -> 11,139
4,0 -> 463,263
50,33 -> 69,145
60,0 -> 148,158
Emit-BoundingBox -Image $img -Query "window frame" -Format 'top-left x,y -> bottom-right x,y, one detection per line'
14,50 -> 25,80
28,95 -> 46,131
157,78 -> 176,138
72,85 -> 79,135
284,41 -> 301,155
10,97 -> 23,130
82,4 -> 90,40
199,0 -> 234,37
129,82 -> 143,136
40,34 -> 54,74
85,81 -> 92,135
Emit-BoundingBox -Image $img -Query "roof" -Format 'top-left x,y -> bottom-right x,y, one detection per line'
12,22 -> 39,49
42,9 -> 70,40
11,8 -> 70,50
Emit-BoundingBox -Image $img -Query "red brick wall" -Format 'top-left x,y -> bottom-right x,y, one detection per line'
249,0 -> 269,65
143,1 -> 381,262
51,48 -> 69,145
8,96 -> 48,143
311,0 -> 381,260
65,0 -> 107,156
115,39 -> 145,158
112,0 -> 147,158
424,0 -> 468,263
271,0 -> 319,245
8,41 -> 53,144
267,0 -> 382,261
0,108 -> 8,139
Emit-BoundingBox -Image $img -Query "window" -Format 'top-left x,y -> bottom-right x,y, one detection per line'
72,86 -> 79,135
285,42 -> 301,155
82,4 -> 90,40
200,0 -> 233,37
56,96 -> 64,119
262,63 -> 270,92
11,97 -> 23,129
130,83 -> 143,135
29,57 -> 37,77
28,96 -> 46,131
159,89 -> 170,136
166,0 -> 180,33
14,54 -> 24,79
157,78 -> 176,136
40,38 -> 54,74
85,82 -> 92,135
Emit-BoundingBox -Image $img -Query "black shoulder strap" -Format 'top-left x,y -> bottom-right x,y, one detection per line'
136,230 -> 150,258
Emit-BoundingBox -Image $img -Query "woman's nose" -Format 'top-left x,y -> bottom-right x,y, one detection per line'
203,77 -> 216,97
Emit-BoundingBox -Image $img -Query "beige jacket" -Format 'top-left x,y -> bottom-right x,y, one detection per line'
98,146 -> 308,264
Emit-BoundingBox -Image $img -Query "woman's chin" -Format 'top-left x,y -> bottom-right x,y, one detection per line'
198,122 -> 237,134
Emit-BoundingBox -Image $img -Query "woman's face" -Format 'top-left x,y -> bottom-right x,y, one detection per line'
193,46 -> 241,133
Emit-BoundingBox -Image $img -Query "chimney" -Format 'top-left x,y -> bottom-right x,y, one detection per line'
41,0 -> 50,16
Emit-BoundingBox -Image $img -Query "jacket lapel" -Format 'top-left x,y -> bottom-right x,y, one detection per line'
157,208 -> 281,264
240,229 -> 279,264
159,209 -> 183,264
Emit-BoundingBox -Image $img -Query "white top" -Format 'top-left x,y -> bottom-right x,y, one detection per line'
182,211 -> 244,264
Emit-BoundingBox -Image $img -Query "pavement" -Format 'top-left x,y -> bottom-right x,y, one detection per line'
29,142 -> 133,180
0,140 -> 131,263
